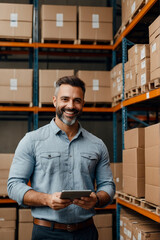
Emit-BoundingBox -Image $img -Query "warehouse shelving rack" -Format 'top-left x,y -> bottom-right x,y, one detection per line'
0,2 -> 160,238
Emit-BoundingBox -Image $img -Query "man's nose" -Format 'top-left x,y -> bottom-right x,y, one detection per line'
67,100 -> 74,108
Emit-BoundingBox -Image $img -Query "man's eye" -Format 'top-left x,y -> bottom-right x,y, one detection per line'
75,99 -> 82,103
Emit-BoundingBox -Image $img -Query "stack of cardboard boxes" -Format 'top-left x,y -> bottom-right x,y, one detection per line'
0,154 -> 14,197
77,70 -> 112,103
123,128 -> 145,198
93,214 -> 112,240
149,16 -> 160,82
39,69 -> 74,106
78,6 -> 113,43
0,69 -> 33,105
110,162 -> 123,191
145,123 -> 160,206
18,209 -> 33,240
110,63 -> 123,101
0,208 -> 16,240
0,3 -> 33,42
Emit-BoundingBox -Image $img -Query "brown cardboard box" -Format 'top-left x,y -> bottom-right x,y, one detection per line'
0,229 -> 15,240
139,44 -> 150,61
0,3 -> 33,41
137,58 -> 150,75
0,179 -> 8,196
0,69 -> 33,104
18,223 -> 33,240
133,223 -> 160,240
0,153 -> 14,170
150,35 -> 160,73
128,44 -> 143,67
123,175 -> 145,197
78,6 -> 113,42
110,163 -> 123,191
93,214 -> 112,240
145,184 -> 160,206
85,86 -> 112,103
145,123 -> 160,148
145,167 -> 160,187
41,5 -> 77,42
149,15 -> 160,42
137,70 -> 150,86
77,70 -> 111,87
0,208 -> 16,221
0,221 -> 16,228
124,128 -> 145,149
145,145 -> 160,167
19,209 -> 33,223
39,69 -> 74,105
150,67 -> 160,81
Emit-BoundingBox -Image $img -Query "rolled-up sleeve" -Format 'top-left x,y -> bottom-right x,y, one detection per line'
96,141 -> 116,204
7,133 -> 34,205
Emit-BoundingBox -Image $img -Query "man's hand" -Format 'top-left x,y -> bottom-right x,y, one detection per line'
72,192 -> 97,210
48,192 -> 72,210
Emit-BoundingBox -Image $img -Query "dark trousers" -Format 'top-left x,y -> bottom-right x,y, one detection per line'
31,223 -> 98,240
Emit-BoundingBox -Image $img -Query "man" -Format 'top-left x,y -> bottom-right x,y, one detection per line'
8,76 -> 115,240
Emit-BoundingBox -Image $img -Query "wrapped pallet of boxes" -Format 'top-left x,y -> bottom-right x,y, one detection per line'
132,223 -> 160,240
0,208 -> 16,240
18,208 -> 33,240
93,214 -> 112,240
41,5 -> 77,43
77,70 -> 112,103
123,128 -> 145,197
0,153 -> 14,197
78,6 -> 113,43
145,123 -> 160,206
0,3 -> 33,42
110,63 -> 122,103
0,69 -> 33,105
137,44 -> 150,89
149,16 -> 160,83
39,69 -> 74,107
110,162 -> 123,191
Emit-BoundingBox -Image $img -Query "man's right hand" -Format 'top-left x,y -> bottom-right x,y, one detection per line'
48,192 -> 72,210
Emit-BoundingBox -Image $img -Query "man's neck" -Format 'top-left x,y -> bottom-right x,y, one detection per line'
54,117 -> 79,141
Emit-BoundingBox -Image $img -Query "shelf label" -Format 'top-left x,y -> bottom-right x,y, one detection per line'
92,14 -> 99,28
10,78 -> 17,90
141,47 -> 145,60
141,73 -> 146,85
152,42 -> 156,53
131,1 -> 136,14
92,79 -> 99,90
138,232 -> 142,240
146,92 -> 150,99
56,13 -> 63,27
141,60 -> 146,69
10,13 -> 18,27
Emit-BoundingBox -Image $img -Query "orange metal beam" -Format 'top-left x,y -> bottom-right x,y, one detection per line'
96,203 -> 116,210
0,106 -> 35,112
0,41 -> 35,48
38,43 -> 113,50
117,198 -> 160,223
113,0 -> 158,50
0,199 -> 17,204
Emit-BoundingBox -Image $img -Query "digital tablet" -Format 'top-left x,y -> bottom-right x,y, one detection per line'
60,190 -> 92,200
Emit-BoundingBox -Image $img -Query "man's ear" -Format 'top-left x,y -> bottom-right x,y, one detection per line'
53,96 -> 56,107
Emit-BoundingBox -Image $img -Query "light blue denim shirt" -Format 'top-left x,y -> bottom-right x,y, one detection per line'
8,119 -> 115,224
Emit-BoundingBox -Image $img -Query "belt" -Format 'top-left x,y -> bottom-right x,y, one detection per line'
33,217 -> 94,232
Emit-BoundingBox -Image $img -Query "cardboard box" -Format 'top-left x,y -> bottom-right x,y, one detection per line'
145,167 -> 160,187
97,227 -> 112,240
137,70 -> 150,86
150,35 -> 160,73
94,214 -> 112,240
0,179 -> 8,196
0,208 -> 16,221
124,128 -> 145,149
123,175 -> 145,197
78,6 -> 113,42
85,86 -> 112,103
145,123 -> 160,148
128,44 -> 143,67
137,58 -> 150,75
145,145 -> 160,167
19,209 -> 33,223
0,221 -> 16,228
149,15 -> 160,42
0,69 -> 33,104
77,70 -> 111,87
133,223 -> 160,240
0,3 -> 33,40
145,184 -> 160,206
110,163 -> 123,191
150,67 -> 160,81
0,153 -> 14,170
18,223 -> 33,240
0,229 -> 15,240
139,44 -> 150,61
39,69 -> 74,105
41,5 -> 77,42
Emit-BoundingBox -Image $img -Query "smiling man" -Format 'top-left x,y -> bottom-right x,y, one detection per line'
8,76 -> 115,240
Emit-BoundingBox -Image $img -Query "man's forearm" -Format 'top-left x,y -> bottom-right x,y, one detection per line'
23,189 -> 50,207
96,191 -> 111,207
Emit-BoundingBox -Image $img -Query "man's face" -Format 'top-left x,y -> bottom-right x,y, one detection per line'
53,84 -> 84,126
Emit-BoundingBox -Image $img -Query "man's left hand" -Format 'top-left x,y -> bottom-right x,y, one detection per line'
72,192 -> 97,209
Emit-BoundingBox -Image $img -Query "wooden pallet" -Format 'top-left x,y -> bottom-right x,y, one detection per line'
112,94 -> 122,107
149,79 -> 160,90
77,39 -> 113,45
125,85 -> 148,99
41,38 -> 77,44
0,102 -> 33,107
116,191 -> 160,216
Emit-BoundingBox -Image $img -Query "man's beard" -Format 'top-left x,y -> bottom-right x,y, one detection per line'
56,107 -> 82,126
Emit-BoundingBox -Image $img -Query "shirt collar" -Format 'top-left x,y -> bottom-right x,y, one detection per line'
50,119 -> 83,138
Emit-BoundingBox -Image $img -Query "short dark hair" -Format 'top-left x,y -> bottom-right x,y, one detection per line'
55,75 -> 86,96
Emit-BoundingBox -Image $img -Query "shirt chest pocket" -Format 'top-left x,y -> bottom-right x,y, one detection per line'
40,152 -> 61,174
80,152 -> 98,174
